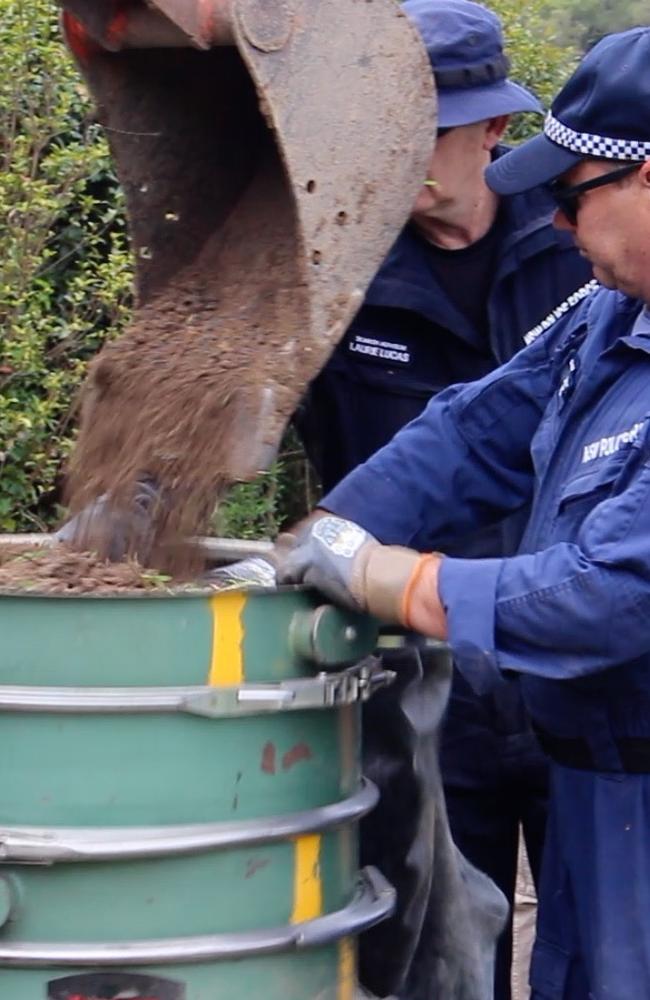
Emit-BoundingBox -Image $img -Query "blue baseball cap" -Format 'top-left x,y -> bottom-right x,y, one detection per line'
487,27 -> 650,194
403,0 -> 542,128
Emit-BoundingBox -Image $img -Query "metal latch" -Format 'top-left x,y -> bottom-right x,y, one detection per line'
182,658 -> 395,718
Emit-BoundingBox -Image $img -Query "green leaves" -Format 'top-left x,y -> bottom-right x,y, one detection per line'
490,0 -> 579,142
0,0 -> 133,531
538,0 -> 648,53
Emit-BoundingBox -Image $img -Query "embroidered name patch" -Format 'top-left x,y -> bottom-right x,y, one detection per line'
348,334 -> 411,364
581,420 -> 645,463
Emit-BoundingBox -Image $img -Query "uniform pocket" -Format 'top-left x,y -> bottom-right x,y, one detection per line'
553,453 -> 629,541
558,452 -> 629,510
529,938 -> 572,998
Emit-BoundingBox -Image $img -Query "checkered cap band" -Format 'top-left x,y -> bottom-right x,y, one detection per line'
544,112 -> 650,161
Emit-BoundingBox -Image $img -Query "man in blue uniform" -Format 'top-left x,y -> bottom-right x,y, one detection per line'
280,26 -> 650,1000
296,3 -> 592,996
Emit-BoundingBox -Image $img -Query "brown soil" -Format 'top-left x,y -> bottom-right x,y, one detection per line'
64,148 -> 314,574
0,546 -> 174,595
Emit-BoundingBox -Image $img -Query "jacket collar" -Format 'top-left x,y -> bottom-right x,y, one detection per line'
612,295 -> 650,353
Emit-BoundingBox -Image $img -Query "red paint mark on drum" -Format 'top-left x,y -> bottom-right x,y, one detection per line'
261,741 -> 277,774
282,742 -> 313,771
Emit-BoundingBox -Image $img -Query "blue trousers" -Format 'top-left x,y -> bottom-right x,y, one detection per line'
530,763 -> 650,999
442,672 -> 549,1000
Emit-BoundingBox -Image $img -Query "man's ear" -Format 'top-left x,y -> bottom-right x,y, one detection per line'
639,159 -> 650,188
483,115 -> 510,150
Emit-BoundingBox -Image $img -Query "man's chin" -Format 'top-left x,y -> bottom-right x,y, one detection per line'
591,264 -> 616,290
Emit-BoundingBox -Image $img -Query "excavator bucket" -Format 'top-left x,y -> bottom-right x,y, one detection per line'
59,0 -> 436,479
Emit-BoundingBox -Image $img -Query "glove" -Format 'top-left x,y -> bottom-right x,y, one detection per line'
198,530 -> 320,592
202,555 -> 277,590
55,478 -> 162,562
276,512 -> 437,625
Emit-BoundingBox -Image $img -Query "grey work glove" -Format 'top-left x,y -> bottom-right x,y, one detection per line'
276,513 -> 426,624
55,478 -> 162,562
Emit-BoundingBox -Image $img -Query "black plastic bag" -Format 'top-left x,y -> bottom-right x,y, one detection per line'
359,643 -> 508,1000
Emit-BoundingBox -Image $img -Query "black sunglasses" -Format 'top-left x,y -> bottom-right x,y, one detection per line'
550,161 -> 643,225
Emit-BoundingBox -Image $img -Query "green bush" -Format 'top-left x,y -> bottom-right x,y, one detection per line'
491,0 -> 579,142
0,0 -> 132,531
539,0 -> 648,53
212,427 -> 322,540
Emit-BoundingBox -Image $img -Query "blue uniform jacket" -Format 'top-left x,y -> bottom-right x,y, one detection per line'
298,146 -> 593,507
324,288 -> 650,764
297,150 -> 593,782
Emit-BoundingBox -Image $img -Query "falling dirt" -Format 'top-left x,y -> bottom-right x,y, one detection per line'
64,145 -> 314,573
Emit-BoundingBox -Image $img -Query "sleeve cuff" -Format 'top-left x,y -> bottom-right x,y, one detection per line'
438,556 -> 505,695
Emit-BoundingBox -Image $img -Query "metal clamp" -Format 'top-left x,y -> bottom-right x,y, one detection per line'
0,867 -> 395,967
0,661 -> 394,719
184,659 -> 395,718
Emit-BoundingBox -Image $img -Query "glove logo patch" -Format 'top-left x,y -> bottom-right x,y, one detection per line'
313,517 -> 367,559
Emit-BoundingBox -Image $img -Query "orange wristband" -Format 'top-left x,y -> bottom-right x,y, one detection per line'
400,553 -> 439,629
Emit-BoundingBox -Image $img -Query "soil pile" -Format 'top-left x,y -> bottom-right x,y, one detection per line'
0,546 -> 171,595
65,152 -> 316,573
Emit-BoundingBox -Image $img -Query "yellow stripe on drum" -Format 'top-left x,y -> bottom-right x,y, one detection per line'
338,936 -> 356,1000
208,591 -> 247,686
291,834 -> 323,924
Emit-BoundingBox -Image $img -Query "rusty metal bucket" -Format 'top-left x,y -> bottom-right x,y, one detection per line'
58,0 -> 437,475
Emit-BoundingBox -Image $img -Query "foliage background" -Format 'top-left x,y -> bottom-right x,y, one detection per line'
490,0 -> 578,143
0,0 -> 625,538
540,0 -> 647,51
0,0 -> 132,531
